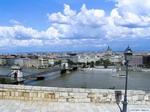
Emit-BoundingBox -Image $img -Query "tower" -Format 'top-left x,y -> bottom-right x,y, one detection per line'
11,65 -> 24,83
106,46 -> 112,55
61,59 -> 69,69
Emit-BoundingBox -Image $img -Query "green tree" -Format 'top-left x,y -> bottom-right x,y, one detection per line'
86,62 -> 90,66
67,59 -> 76,65
0,77 -> 12,84
95,60 -> 101,66
103,59 -> 111,68
100,59 -> 104,65
54,60 -> 61,66
77,62 -> 86,68
90,61 -> 95,68
83,63 -> 86,68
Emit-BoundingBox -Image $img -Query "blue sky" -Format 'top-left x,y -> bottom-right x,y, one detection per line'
0,0 -> 150,53
0,0 -> 115,30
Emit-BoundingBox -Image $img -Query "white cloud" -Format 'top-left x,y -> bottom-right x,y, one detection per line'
103,0 -> 150,40
45,27 -> 61,39
112,0 -> 150,28
0,39 -> 43,47
0,25 -> 62,40
76,4 -> 107,27
0,25 -> 46,40
9,20 -> 21,25
1,1 -> 150,49
0,39 -> 10,47
64,4 -> 76,17
46,2 -> 150,41
47,3 -> 107,28
12,39 -> 43,46
96,44 -> 108,47
47,4 -> 76,25
47,12 -> 71,24
47,4 -> 107,39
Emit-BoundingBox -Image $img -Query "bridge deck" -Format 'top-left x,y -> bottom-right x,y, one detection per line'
23,68 -> 62,80
0,68 -> 63,79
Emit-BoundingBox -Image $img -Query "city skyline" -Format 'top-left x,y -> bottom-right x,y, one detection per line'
0,0 -> 150,53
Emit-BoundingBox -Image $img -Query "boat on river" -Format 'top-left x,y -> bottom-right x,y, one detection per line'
112,74 -> 126,78
141,69 -> 150,72
81,68 -> 117,72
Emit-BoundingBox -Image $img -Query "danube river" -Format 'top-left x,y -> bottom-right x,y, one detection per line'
0,67 -> 150,91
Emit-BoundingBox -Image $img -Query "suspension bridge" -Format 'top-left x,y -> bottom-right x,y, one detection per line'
0,65 -> 78,84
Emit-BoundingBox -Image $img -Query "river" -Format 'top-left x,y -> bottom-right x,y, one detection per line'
30,70 -> 150,91
0,67 -> 150,91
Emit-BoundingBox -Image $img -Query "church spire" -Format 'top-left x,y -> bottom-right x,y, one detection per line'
107,46 -> 111,51
106,46 -> 112,55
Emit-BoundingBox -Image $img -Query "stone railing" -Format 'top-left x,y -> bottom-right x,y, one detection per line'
0,84 -> 150,104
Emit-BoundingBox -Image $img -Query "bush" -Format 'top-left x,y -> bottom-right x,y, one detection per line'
0,77 -> 12,84
108,86 -> 116,89
103,59 -> 111,68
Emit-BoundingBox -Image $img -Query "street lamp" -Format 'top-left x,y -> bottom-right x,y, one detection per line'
123,46 -> 133,112
115,46 -> 132,112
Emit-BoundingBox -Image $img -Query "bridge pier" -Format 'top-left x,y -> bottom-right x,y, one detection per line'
11,66 -> 24,84
37,76 -> 45,80
60,59 -> 78,74
61,69 -> 67,74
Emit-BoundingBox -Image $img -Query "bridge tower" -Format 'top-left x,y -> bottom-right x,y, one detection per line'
11,65 -> 24,84
61,60 -> 68,69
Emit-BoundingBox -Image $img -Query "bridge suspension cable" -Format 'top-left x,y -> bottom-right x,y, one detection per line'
21,70 -> 37,74
0,71 -> 12,77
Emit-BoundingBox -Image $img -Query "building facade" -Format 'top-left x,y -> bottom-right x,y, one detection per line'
0,59 -> 6,66
129,55 -> 143,66
14,58 -> 29,67
77,55 -> 99,63
109,55 -> 123,66
24,59 -> 41,68
143,55 -> 150,67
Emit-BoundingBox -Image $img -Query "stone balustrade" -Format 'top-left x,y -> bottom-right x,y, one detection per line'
0,84 -> 150,104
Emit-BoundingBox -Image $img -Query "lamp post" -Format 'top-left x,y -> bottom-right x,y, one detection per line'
123,46 -> 133,112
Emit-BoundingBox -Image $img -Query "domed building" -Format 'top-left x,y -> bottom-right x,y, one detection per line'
106,46 -> 112,55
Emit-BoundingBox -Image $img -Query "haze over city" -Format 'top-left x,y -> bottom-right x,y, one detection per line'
0,0 -> 150,53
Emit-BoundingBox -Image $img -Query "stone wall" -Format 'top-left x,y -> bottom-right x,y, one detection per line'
0,84 -> 150,104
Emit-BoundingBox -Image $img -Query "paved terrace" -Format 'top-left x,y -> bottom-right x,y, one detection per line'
0,99 -> 150,112
0,84 -> 150,112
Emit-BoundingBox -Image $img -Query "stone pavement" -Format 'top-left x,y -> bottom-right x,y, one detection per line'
0,99 -> 150,112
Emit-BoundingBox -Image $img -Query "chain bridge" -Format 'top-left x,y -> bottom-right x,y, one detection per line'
0,64 -> 78,84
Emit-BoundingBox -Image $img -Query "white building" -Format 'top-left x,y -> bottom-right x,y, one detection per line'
39,58 -> 49,68
77,55 -> 100,63
14,58 -> 48,68
57,55 -> 78,63
48,58 -> 56,66
24,59 -> 41,68
109,55 -> 123,65
14,58 -> 29,67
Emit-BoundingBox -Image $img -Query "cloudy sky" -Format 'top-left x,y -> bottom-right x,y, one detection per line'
0,0 -> 150,53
